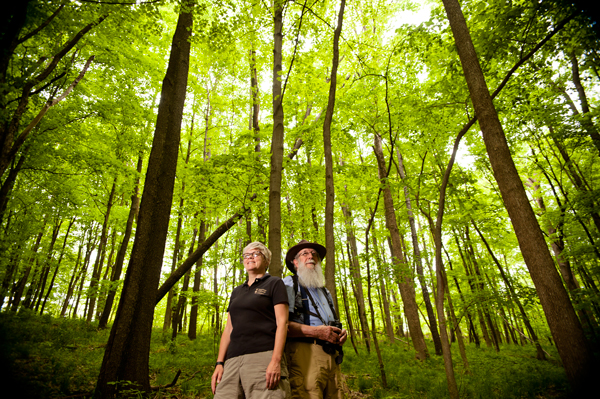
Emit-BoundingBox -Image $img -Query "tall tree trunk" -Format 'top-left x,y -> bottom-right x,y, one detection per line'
71,236 -> 97,318
569,53 -> 600,155
340,272 -> 359,355
249,44 -> 267,242
0,151 -> 26,226
60,239 -> 84,317
95,229 -> 118,320
33,220 -> 62,311
98,155 -> 143,329
463,228 -> 494,349
40,217 -> 75,315
72,228 -> 98,318
163,194 -> 184,331
212,231 -> 222,334
87,178 -> 117,322
525,177 -> 579,292
95,3 -> 193,396
268,0 -> 285,278
188,219 -> 206,340
11,226 -> 45,311
365,207 -> 387,387
471,220 -> 546,360
172,230 -> 196,339
165,122 -> 195,331
322,0 -> 345,312
373,234 -> 394,343
396,149 -> 442,355
341,205 -> 371,352
441,0 -> 593,391
373,133 -> 429,361
0,244 -> 22,309
0,1 -> 32,82
451,230 -> 480,348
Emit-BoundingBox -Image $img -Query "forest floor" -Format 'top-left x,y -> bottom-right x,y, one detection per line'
0,311 -> 572,398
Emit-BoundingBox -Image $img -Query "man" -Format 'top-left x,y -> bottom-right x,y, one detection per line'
283,239 -> 348,399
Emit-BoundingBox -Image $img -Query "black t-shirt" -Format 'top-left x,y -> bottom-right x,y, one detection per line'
225,273 -> 288,360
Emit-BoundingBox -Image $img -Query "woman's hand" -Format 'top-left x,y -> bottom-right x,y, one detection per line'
211,364 -> 224,394
265,359 -> 281,389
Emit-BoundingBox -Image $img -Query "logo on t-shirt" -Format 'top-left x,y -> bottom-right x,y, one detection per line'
254,288 -> 267,295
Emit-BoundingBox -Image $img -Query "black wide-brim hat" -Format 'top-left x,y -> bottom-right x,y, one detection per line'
285,239 -> 326,274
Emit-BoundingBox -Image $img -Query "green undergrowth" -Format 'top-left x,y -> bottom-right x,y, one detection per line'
0,311 -> 571,398
342,339 -> 570,398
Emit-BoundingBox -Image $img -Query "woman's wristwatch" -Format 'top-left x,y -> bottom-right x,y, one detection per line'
215,361 -> 225,367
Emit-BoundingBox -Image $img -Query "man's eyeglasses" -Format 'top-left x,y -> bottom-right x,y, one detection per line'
297,250 -> 319,258
243,252 -> 263,260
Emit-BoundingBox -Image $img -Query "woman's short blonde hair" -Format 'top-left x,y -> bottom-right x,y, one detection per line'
242,241 -> 272,267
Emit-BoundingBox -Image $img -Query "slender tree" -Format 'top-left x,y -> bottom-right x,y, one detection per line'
95,1 -> 193,395
373,133 -> 429,361
441,0 -> 595,391
268,0 -> 285,277
322,0 -> 345,311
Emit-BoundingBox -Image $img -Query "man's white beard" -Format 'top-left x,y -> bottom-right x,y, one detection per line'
297,259 -> 325,288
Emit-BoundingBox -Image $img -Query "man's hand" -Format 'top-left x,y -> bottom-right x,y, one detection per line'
316,325 -> 343,344
211,364 -> 224,394
339,329 -> 348,345
265,359 -> 281,390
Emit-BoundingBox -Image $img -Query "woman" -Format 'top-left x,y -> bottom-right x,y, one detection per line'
211,242 -> 290,398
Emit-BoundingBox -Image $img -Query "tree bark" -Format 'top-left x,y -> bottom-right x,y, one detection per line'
172,230 -> 196,339
60,238 -> 84,317
71,226 -> 99,317
341,205 -> 371,351
442,248 -> 470,372
32,220 -> 62,311
98,155 -> 143,329
372,234 -> 395,343
268,0 -> 285,278
87,178 -> 117,322
396,149 -> 442,355
365,224 -> 387,388
0,150 -> 26,226
0,0 -> 32,82
11,225 -> 45,311
373,133 -> 429,361
41,217 -> 75,315
441,0 -> 594,391
322,0 -> 345,314
34,219 -> 66,312
163,187 -> 185,331
340,273 -> 359,355
188,220 -> 206,340
95,2 -> 193,396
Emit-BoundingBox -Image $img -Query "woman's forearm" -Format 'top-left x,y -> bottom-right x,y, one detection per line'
272,303 -> 289,362
216,315 -> 233,362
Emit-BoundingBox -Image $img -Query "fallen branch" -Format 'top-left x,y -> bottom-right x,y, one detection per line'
151,369 -> 181,391
394,336 -> 410,346
155,195 -> 255,304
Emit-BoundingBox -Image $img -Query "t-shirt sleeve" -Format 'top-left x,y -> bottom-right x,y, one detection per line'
226,288 -> 238,312
285,285 -> 295,310
271,278 -> 289,306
